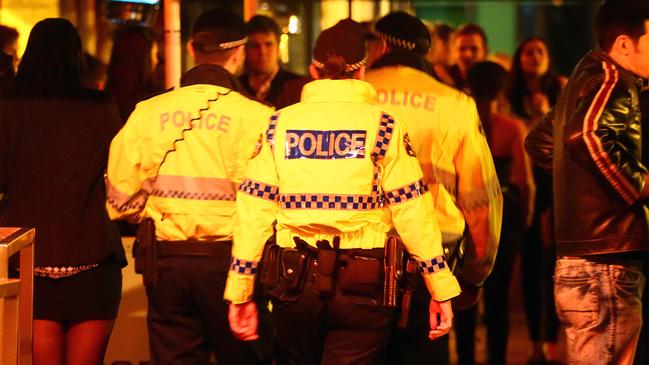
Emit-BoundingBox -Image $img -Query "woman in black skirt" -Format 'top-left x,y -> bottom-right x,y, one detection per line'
0,18 -> 125,364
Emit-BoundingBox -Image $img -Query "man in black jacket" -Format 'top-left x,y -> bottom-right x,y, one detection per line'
239,15 -> 301,107
525,1 -> 649,363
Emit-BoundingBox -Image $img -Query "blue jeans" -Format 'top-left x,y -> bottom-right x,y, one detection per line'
554,257 -> 645,365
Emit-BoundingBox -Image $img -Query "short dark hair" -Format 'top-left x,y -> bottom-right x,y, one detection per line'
246,15 -> 281,40
0,24 -> 18,51
595,0 -> 649,52
455,23 -> 488,48
468,61 -> 507,101
431,22 -> 455,43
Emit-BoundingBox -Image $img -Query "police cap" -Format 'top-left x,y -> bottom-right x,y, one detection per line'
374,11 -> 431,55
191,8 -> 247,52
312,18 -> 368,72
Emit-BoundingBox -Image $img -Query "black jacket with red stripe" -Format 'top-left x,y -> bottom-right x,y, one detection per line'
525,51 -> 649,256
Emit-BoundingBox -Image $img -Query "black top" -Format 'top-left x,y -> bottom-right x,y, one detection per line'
0,89 -> 125,267
239,67 -> 301,107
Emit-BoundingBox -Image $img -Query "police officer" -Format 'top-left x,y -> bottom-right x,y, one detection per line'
364,12 -> 503,365
225,19 -> 461,365
105,9 -> 274,365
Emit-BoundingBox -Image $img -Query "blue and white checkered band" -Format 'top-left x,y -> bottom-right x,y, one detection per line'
384,178 -> 429,205
230,258 -> 258,275
284,130 -> 366,159
280,193 -> 383,210
266,114 -> 279,152
239,179 -> 280,202
371,113 -> 395,161
418,255 -> 448,274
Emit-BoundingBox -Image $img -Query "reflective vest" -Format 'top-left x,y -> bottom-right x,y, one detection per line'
106,84 -> 273,241
224,79 -> 461,303
365,66 -> 503,286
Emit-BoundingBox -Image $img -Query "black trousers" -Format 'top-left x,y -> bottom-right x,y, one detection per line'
454,230 -> 519,365
146,255 -> 273,365
385,272 -> 450,365
272,265 -> 394,365
521,207 -> 559,343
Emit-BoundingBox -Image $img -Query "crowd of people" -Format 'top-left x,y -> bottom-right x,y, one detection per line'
0,0 -> 648,364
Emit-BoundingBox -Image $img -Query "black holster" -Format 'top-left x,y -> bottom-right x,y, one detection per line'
133,217 -> 157,287
259,240 -> 310,302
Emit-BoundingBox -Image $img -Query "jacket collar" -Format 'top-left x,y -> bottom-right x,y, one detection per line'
586,50 -> 646,88
370,50 -> 433,76
180,64 -> 246,92
301,79 -> 376,104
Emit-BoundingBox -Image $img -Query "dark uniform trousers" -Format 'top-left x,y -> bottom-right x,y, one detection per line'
271,253 -> 395,365
145,244 -> 273,365
385,273 -> 450,365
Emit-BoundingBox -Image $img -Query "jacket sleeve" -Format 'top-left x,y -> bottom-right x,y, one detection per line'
563,70 -> 649,205
524,108 -> 555,173
230,106 -> 273,187
105,104 -> 152,221
224,117 -> 279,304
454,102 -> 503,287
380,114 -> 461,302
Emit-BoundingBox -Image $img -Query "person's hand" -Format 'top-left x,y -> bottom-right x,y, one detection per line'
529,92 -> 551,116
228,301 -> 259,341
428,299 -> 453,340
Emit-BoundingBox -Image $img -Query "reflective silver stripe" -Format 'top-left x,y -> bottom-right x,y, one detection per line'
106,175 -> 236,213
430,167 -> 457,197
106,178 -> 148,213
150,175 -> 236,201
457,176 -> 501,211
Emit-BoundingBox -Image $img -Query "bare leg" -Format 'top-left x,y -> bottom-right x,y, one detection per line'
33,319 -> 65,365
65,319 -> 115,365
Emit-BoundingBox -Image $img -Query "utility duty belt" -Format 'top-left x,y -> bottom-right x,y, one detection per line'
258,235 -> 406,308
133,218 -> 231,287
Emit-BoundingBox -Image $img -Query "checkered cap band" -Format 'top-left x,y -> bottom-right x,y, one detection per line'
384,178 -> 429,205
230,258 -> 258,275
311,56 -> 368,72
239,179 -> 280,202
280,193 -> 384,210
371,113 -> 395,161
418,255 -> 448,274
373,29 -> 416,51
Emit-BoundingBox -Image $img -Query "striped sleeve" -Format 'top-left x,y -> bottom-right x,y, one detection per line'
566,61 -> 649,205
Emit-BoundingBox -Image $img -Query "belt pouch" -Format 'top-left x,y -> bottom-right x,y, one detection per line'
339,256 -> 382,298
315,249 -> 338,296
281,249 -> 308,294
258,243 -> 281,290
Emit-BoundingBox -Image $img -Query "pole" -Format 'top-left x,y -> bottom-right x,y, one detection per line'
164,0 -> 181,89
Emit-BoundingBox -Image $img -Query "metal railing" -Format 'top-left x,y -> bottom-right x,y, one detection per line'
0,227 -> 34,365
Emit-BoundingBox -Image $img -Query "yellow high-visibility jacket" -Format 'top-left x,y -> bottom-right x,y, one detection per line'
106,84 -> 273,241
365,66 -> 503,287
224,79 -> 461,304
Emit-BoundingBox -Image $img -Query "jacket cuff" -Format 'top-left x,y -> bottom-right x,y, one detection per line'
224,272 -> 255,304
421,269 -> 462,301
